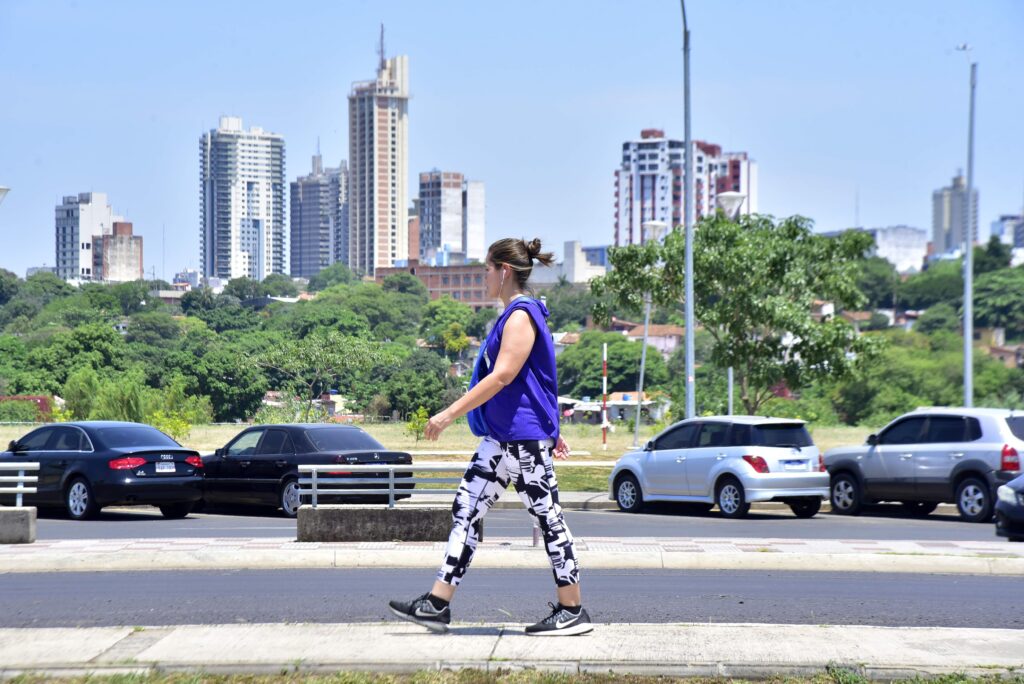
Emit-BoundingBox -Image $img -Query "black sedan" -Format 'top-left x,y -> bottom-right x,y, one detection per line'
1,421 -> 203,520
202,424 -> 414,517
995,473 -> 1024,542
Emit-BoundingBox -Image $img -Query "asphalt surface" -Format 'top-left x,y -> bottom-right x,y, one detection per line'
2,568 -> 1021,630
35,503 -> 1001,542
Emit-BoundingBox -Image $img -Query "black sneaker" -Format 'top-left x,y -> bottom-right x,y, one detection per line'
388,593 -> 451,633
525,602 -> 593,636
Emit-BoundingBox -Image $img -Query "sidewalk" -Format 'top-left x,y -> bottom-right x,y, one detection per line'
3,534 -> 1022,575
2,622 -> 1022,678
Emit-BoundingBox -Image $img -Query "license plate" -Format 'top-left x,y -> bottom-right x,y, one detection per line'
155,462 -> 175,473
783,460 -> 806,471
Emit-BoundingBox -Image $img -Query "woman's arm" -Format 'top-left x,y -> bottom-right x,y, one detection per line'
424,309 -> 535,440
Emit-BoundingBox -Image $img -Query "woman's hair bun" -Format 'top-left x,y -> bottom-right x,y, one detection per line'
524,238 -> 555,267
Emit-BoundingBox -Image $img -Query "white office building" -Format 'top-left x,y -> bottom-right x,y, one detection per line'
200,116 -> 286,281
932,171 -> 978,255
54,192 -> 124,282
614,129 -> 758,246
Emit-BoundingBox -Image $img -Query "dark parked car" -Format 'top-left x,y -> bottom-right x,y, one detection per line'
202,424 -> 414,517
996,473 -> 1024,542
1,421 -> 203,520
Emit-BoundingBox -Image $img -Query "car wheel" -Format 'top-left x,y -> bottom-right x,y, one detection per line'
830,473 -> 862,516
65,477 -> 99,521
614,474 -> 643,513
159,502 -> 193,519
955,477 -> 993,523
279,478 -> 301,518
716,477 -> 750,519
789,498 -> 822,518
900,501 -> 938,516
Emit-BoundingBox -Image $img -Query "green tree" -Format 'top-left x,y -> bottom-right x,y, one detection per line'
441,322 -> 470,358
63,366 -> 101,419
308,262 -> 356,292
262,273 -> 299,297
899,260 -> 962,310
540,283 -> 599,331
916,302 -> 959,335
974,266 -> 1024,337
382,272 -> 428,299
181,288 -> 216,315
467,307 -> 498,338
384,348 -> 452,416
126,311 -> 180,347
0,268 -> 19,306
420,296 -> 473,346
195,345 -> 268,422
0,400 -> 40,422
855,256 -> 899,309
974,235 -> 1013,276
90,369 -> 148,422
222,277 -> 263,301
556,331 -> 667,398
251,332 -> 389,421
593,213 -> 878,414
405,406 -> 430,442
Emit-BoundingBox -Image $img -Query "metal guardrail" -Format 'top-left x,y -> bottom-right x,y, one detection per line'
298,460 -> 614,510
298,463 -> 464,509
0,463 -> 39,507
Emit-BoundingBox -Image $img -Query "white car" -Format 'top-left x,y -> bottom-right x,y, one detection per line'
608,416 -> 829,518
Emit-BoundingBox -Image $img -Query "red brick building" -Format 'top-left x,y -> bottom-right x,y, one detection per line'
375,260 -> 491,310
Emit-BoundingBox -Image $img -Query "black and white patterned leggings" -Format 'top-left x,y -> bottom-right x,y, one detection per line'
437,437 -> 580,588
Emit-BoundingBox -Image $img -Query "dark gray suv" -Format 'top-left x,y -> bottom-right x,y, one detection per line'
824,408 -> 1024,522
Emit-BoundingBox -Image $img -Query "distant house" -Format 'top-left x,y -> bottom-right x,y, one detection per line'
840,310 -> 874,333
625,324 -> 685,360
988,345 -> 1024,369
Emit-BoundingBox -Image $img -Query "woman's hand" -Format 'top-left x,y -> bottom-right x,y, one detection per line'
424,410 -> 454,441
553,435 -> 571,460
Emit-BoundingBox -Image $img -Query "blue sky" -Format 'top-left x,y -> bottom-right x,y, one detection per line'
1,0 -> 1022,279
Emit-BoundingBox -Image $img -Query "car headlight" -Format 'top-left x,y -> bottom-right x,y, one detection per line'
997,485 -> 1019,505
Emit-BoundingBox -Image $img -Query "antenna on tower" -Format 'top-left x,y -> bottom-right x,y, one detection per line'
378,24 -> 386,71
316,136 -> 321,156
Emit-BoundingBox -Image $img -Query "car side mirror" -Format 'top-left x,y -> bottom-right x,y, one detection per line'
866,434 -> 878,446
214,447 -> 225,457
644,440 -> 654,451
7,441 -> 18,453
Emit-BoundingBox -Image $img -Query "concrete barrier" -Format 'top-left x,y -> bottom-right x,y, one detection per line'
297,505 -> 469,543
0,507 -> 36,544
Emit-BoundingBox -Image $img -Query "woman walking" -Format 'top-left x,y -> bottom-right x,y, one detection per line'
389,237 -> 592,636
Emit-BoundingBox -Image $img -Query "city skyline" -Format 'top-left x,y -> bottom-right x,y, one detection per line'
2,1 -> 1023,279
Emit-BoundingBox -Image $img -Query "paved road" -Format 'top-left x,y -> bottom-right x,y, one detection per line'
2,568 -> 1021,630
35,503 -> 1001,542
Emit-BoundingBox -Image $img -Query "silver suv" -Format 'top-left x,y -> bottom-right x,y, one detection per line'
609,416 -> 829,519
825,408 -> 1024,522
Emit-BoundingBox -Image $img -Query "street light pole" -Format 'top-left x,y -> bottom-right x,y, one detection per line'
958,46 -> 976,407
681,0 -> 695,419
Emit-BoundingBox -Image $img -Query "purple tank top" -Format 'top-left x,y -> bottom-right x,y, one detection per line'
473,297 -> 560,441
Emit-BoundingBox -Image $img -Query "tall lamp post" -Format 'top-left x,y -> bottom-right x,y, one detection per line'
715,191 -> 746,415
633,220 -> 668,448
680,0 -> 695,419
956,44 -> 977,408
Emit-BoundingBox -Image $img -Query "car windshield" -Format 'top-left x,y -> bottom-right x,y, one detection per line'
751,424 -> 813,448
304,428 -> 384,452
96,426 -> 180,448
1006,417 -> 1024,441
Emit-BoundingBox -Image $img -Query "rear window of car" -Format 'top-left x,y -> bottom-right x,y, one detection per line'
96,427 -> 180,448
304,428 -> 384,452
750,423 -> 813,448
1007,417 -> 1024,441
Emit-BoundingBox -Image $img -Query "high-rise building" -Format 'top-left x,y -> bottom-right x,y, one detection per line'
54,192 -> 124,282
290,154 -> 348,278
200,116 -> 286,281
417,171 -> 486,263
613,129 -> 758,246
991,214 -> 1023,248
418,170 -> 464,261
93,222 -> 144,282
462,180 -> 486,262
931,171 -> 978,255
348,39 -> 409,275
